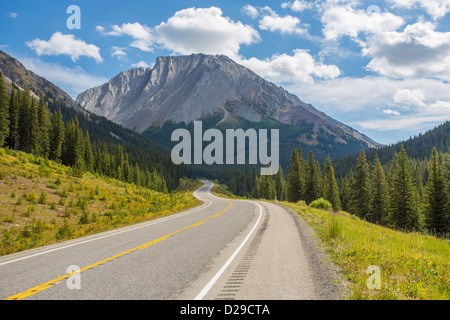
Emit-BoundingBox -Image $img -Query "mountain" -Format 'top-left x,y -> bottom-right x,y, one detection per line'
76,54 -> 382,156
0,50 -> 80,111
0,50 -> 169,151
0,50 -> 184,189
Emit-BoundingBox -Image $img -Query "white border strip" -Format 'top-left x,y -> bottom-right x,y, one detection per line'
194,201 -> 263,300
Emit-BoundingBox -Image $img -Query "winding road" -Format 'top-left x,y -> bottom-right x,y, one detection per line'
0,181 -> 341,300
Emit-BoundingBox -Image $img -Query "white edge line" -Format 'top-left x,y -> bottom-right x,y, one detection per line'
194,201 -> 263,300
0,183 -> 213,267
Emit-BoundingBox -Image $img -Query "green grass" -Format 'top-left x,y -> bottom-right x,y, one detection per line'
0,147 -> 201,256
282,201 -> 450,300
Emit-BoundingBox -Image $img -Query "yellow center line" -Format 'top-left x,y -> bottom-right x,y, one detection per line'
5,201 -> 233,300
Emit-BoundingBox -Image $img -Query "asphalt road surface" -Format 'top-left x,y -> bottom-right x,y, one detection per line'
0,181 -> 342,300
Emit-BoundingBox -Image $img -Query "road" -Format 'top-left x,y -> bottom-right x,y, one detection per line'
0,181 -> 342,300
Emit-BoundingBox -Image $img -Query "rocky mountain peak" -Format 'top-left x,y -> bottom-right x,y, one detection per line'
76,53 -> 381,148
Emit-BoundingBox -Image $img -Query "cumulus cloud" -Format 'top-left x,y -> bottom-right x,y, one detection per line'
283,75 -> 450,138
97,22 -> 154,52
154,7 -> 260,60
240,49 -> 341,84
321,5 -> 404,40
258,10 -> 308,35
26,32 -> 103,63
394,89 -> 426,107
242,4 -> 259,19
8,12 -> 18,19
363,22 -> 450,81
388,0 -> 450,20
383,109 -> 401,115
281,0 -> 313,12
111,46 -> 127,59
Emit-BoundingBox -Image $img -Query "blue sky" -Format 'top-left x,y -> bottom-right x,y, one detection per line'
1,0 -> 449,145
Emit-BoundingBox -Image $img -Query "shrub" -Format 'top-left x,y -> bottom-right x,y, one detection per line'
38,192 -> 47,205
309,198 -> 333,211
79,211 -> 90,225
56,220 -> 72,240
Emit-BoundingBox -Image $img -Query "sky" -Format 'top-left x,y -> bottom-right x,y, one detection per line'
1,0 -> 449,145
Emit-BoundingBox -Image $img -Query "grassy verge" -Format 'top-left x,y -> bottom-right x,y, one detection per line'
210,181 -> 249,200
281,200 -> 450,300
0,148 -> 201,256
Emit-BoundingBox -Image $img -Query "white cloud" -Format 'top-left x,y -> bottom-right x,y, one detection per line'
8,12 -> 18,19
154,7 -> 260,60
283,76 -> 450,137
383,109 -> 401,115
388,0 -> 450,20
20,57 -> 108,98
111,46 -> 127,59
355,114 -> 447,131
242,4 -> 260,19
281,0 -> 313,12
258,11 -> 308,35
26,32 -> 103,63
240,49 -> 341,84
97,22 -> 154,52
394,89 -> 426,107
131,61 -> 150,68
363,22 -> 450,81
321,5 -> 404,40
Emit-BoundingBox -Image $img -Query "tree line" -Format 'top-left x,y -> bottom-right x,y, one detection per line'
0,73 -> 169,193
229,144 -> 449,236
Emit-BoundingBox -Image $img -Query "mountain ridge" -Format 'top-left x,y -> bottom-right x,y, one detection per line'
76,53 -> 382,149
0,50 -> 80,111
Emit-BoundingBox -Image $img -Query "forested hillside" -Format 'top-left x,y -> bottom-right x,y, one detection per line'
219,126 -> 449,236
333,121 -> 449,178
0,72 -> 183,192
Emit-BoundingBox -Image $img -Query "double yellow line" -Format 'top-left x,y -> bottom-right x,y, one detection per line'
6,201 -> 233,300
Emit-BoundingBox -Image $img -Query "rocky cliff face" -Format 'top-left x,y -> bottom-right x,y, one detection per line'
0,50 -> 79,110
76,53 -> 381,148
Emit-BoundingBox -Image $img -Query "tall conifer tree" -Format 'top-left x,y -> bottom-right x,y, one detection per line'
0,73 -> 10,147
287,148 -> 304,202
424,147 -> 448,234
323,156 -> 340,211
389,145 -> 419,231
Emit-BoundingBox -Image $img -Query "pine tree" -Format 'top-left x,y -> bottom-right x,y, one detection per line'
274,166 -> 287,201
339,174 -> 351,212
0,73 -> 10,147
123,152 -> 131,183
115,145 -> 124,180
389,145 -> 419,231
134,163 -> 141,186
37,95 -> 50,157
260,174 -> 276,200
367,156 -> 389,225
49,109 -> 65,161
304,151 -> 322,204
351,149 -> 371,219
29,97 -> 40,155
84,131 -> 93,172
18,86 -> 31,151
424,147 -> 448,234
446,153 -> 450,229
323,156 -> 341,211
251,176 -> 260,199
6,88 -> 19,149
287,148 -> 304,202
